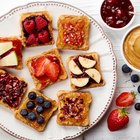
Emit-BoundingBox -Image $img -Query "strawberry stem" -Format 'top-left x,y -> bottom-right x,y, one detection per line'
118,108 -> 129,116
131,91 -> 137,98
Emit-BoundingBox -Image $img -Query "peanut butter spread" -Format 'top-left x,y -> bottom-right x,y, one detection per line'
123,27 -> 140,69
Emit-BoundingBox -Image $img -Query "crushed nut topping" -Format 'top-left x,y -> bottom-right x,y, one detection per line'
62,21 -> 85,47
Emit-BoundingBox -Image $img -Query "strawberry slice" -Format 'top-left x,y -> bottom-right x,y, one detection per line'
35,16 -> 48,31
32,56 -> 50,77
116,91 -> 136,107
45,62 -> 60,82
107,108 -> 129,131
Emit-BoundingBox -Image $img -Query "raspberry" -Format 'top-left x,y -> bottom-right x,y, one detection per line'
26,34 -> 37,45
38,30 -> 50,43
35,16 -> 48,31
23,19 -> 35,33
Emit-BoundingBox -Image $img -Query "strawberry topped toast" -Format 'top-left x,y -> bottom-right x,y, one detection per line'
20,11 -> 54,47
26,48 -> 67,90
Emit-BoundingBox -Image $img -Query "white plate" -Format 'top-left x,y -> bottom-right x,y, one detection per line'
0,2 -> 117,140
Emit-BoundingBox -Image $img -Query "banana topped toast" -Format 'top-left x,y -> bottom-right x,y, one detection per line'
0,69 -> 27,110
67,52 -> 105,90
57,90 -> 92,126
0,37 -> 23,69
15,89 -> 58,132
20,11 -> 54,47
26,48 -> 67,90
56,15 -> 90,50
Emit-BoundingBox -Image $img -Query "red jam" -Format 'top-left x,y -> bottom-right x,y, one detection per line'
101,0 -> 134,28
0,72 -> 27,108
62,21 -> 85,47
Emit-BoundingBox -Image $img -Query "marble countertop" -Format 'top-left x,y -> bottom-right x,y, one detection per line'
0,0 -> 140,140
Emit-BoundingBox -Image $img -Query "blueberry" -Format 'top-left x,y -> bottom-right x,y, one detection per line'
131,74 -> 139,83
20,109 -> 28,117
28,92 -> 37,100
135,103 -> 140,111
43,101 -> 52,109
122,64 -> 132,73
36,96 -> 44,104
138,85 -> 140,93
37,116 -> 45,124
26,101 -> 35,109
36,106 -> 44,114
27,112 -> 36,121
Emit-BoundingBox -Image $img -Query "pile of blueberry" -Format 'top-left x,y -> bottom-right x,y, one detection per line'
20,92 -> 52,124
122,64 -> 140,111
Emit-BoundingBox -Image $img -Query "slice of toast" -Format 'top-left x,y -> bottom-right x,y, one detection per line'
56,15 -> 90,50
20,11 -> 54,47
67,52 -> 105,90
57,90 -> 92,126
15,89 -> 57,132
26,48 -> 67,90
0,69 -> 27,111
0,37 -> 23,69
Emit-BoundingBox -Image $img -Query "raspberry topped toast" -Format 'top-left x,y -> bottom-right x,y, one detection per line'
56,15 -> 90,50
0,37 -> 23,69
57,90 -> 92,126
0,69 -> 27,110
20,11 -> 54,47
15,89 -> 57,131
26,48 -> 67,90
67,52 -> 105,90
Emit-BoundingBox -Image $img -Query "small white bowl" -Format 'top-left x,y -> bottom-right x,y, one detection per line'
121,25 -> 140,72
99,0 -> 135,31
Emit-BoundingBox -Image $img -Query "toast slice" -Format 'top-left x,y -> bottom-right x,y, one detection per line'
20,11 -> 54,47
15,89 -> 57,132
0,69 -> 27,111
26,48 -> 67,90
56,15 -> 90,50
0,37 -> 23,69
67,52 -> 105,90
57,90 -> 92,126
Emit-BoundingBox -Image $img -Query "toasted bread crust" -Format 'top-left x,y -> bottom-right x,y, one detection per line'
0,69 -> 27,111
57,90 -> 92,126
26,48 -> 68,90
0,37 -> 23,69
56,15 -> 90,50
20,11 -> 54,48
15,89 -> 58,131
67,52 -> 105,90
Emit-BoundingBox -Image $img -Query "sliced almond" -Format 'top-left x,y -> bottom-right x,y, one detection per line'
79,56 -> 96,68
85,68 -> 101,83
71,78 -> 89,87
68,60 -> 83,75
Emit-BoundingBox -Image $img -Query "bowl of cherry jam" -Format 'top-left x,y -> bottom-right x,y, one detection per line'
100,0 -> 134,30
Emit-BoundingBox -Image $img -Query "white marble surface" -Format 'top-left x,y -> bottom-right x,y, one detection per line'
0,0 -> 140,140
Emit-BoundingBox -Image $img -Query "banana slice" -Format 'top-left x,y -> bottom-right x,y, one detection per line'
85,68 -> 101,83
68,60 -> 83,75
71,78 -> 89,87
79,56 -> 96,68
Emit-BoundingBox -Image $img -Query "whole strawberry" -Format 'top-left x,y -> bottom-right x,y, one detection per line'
107,109 -> 129,131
